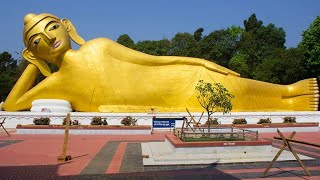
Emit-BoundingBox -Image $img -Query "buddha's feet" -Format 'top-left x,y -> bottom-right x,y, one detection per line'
284,78 -> 319,110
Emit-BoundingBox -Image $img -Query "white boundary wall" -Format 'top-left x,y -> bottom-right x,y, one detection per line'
0,111 -> 320,129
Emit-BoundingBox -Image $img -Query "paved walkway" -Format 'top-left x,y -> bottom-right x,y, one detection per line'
0,129 -> 319,179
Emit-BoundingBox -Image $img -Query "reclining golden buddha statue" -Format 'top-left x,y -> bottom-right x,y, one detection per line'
2,13 -> 319,112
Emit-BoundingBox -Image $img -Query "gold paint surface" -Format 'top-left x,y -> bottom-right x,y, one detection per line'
3,13 -> 319,112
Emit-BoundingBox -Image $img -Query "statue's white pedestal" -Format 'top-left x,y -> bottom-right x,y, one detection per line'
31,99 -> 72,112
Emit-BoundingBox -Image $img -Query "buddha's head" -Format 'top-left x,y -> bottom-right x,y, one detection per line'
22,13 -> 85,76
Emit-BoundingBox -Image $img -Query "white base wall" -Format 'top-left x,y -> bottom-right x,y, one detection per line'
16,128 -> 151,135
0,111 -> 320,129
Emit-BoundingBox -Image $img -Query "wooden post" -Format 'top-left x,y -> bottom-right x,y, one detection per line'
57,113 -> 72,162
0,118 -> 10,136
277,129 -> 311,176
262,129 -> 311,177
185,108 -> 198,132
180,117 -> 186,139
273,137 -> 320,148
262,131 -> 296,177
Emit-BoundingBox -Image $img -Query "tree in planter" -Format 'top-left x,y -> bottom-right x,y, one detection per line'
195,80 -> 234,132
91,116 -> 108,125
205,118 -> 220,125
257,118 -> 272,124
62,118 -> 72,126
121,116 -> 138,126
283,116 -> 296,123
62,118 -> 81,126
33,117 -> 50,125
232,118 -> 247,124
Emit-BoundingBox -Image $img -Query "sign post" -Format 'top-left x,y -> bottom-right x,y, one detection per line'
57,113 -> 72,162
152,118 -> 176,129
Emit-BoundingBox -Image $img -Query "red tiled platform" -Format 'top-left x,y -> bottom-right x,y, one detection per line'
197,122 -> 319,128
166,133 -> 272,148
16,124 -> 151,129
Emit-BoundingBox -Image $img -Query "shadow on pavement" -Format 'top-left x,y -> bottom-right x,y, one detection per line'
0,164 -> 240,180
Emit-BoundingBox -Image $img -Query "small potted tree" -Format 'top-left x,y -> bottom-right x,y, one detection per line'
121,116 -> 138,126
195,80 -> 234,132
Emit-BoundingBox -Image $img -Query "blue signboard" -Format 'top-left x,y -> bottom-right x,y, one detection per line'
152,117 -> 184,128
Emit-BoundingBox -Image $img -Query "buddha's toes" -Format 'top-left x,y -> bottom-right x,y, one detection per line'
283,78 -> 319,110
285,78 -> 318,97
308,78 -> 319,94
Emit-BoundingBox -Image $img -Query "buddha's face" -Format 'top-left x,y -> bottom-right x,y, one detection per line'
25,17 -> 71,64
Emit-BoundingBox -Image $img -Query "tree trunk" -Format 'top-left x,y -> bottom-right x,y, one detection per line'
207,111 -> 211,133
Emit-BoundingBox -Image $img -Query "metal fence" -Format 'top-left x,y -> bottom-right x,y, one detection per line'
175,126 -> 258,141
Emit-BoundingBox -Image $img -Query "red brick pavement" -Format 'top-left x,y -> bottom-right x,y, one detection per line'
105,142 -> 127,174
0,131 -> 166,176
0,130 -> 319,179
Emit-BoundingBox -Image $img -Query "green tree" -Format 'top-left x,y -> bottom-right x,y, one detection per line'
244,14 -> 263,32
300,16 -> 320,79
198,26 -> 243,67
253,48 -> 308,84
117,34 -> 135,48
228,54 -> 250,78
194,27 -> 204,42
0,52 -> 22,101
195,80 -> 234,132
238,14 -> 286,78
169,32 -> 197,57
135,39 -> 171,56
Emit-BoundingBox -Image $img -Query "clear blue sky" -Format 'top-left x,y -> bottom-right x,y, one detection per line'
0,0 -> 319,59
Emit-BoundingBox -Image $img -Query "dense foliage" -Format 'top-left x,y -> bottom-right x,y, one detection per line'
1,14 -> 319,103
300,16 -> 320,80
0,52 -> 26,101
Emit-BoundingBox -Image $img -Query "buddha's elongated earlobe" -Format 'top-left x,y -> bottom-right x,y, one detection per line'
61,19 -> 85,46
22,48 -> 51,76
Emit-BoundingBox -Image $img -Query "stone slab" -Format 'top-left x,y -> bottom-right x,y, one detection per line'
141,133 -> 315,165
141,141 -> 314,165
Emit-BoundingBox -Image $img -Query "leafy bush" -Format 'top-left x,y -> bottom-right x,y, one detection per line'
283,117 -> 296,123
90,116 -> 108,125
62,118 -> 81,126
72,120 -> 80,125
205,118 -> 220,125
257,118 -> 272,124
232,118 -> 247,124
62,118 -> 72,125
121,116 -> 138,126
33,117 -> 50,125
102,119 -> 108,125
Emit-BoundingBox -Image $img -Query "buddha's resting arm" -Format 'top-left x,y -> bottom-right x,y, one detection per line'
3,64 -> 40,110
99,38 -> 240,77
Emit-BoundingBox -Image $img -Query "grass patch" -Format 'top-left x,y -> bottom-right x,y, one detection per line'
182,137 -> 245,142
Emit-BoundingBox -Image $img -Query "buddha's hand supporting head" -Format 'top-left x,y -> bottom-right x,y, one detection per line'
22,13 -> 85,76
